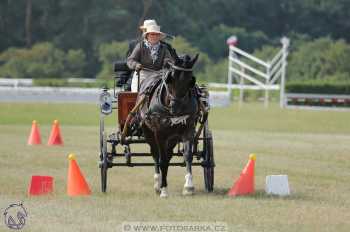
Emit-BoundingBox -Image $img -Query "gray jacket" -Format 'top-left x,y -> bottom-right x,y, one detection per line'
127,41 -> 173,71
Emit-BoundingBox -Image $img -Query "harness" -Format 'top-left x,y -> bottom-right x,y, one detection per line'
146,63 -> 195,115
121,64 -> 209,141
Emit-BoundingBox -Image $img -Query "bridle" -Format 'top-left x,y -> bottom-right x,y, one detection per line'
161,63 -> 193,111
171,64 -> 193,72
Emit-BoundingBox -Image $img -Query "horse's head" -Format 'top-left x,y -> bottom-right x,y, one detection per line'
165,54 -> 199,115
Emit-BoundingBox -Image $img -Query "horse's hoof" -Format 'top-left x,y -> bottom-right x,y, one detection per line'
160,192 -> 168,198
182,187 -> 195,196
160,187 -> 168,198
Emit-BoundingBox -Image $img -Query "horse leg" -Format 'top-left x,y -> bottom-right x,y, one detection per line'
183,140 -> 195,195
157,140 -> 170,198
159,157 -> 170,198
151,146 -> 161,194
143,126 -> 161,194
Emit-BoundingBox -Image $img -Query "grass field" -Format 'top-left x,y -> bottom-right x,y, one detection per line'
0,102 -> 350,232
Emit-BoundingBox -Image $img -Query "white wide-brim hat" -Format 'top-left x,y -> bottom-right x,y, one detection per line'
143,24 -> 166,40
139,19 -> 157,30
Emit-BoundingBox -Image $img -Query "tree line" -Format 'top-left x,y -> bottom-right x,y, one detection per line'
0,0 -> 349,83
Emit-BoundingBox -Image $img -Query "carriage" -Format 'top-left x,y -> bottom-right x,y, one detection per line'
98,59 -> 215,194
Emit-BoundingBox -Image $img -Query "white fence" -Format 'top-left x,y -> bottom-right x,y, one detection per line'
0,86 -> 100,103
209,37 -> 289,108
0,78 -> 33,87
0,78 -> 96,88
0,86 -> 228,107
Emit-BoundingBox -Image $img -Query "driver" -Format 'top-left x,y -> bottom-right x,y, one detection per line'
127,22 -> 174,93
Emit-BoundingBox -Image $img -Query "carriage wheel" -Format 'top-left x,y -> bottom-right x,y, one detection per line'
203,126 -> 215,192
100,131 -> 108,193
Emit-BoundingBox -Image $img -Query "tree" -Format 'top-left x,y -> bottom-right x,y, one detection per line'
2,0 -> 350,79
137,0 -> 153,38
97,41 -> 129,79
198,25 -> 269,60
197,59 -> 228,83
0,42 -> 86,79
25,0 -> 32,47
170,36 -> 212,74
65,49 -> 87,77
288,37 -> 350,81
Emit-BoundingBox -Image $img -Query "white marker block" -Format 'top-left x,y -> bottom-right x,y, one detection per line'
265,175 -> 290,196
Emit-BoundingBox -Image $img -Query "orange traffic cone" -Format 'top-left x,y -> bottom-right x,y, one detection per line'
228,154 -> 256,196
67,153 -> 91,196
47,120 -> 63,146
27,120 -> 42,145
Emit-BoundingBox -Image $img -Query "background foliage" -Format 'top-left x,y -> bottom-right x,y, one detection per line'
0,0 -> 350,85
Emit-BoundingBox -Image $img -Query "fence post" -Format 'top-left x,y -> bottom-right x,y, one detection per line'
239,67 -> 245,109
227,46 -> 233,99
226,36 -> 238,102
264,63 -> 271,108
280,37 -> 290,108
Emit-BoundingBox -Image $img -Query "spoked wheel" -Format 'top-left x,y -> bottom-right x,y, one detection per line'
203,123 -> 215,192
100,131 -> 108,193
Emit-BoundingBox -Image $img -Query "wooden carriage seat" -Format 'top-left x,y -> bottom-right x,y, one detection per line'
117,92 -> 138,129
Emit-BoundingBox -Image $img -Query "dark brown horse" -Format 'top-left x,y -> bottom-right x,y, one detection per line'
139,54 -> 199,197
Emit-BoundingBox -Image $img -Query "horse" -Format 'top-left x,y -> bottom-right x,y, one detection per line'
138,54 -> 200,198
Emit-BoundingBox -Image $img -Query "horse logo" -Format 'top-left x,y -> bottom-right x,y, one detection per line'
3,202 -> 28,230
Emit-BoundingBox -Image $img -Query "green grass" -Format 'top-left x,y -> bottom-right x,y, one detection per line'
0,102 -> 350,231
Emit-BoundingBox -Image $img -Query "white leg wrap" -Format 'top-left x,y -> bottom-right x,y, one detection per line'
183,173 -> 195,195
154,173 -> 161,193
160,187 -> 168,198
184,173 -> 194,188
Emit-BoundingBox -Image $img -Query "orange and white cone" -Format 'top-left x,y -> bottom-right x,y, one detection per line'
47,120 -> 63,145
228,154 -> 256,196
27,120 -> 42,145
67,153 -> 91,196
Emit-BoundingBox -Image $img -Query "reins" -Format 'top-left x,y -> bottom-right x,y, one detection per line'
121,62 -> 197,141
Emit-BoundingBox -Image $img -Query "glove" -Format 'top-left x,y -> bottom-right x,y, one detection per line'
135,63 -> 143,71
